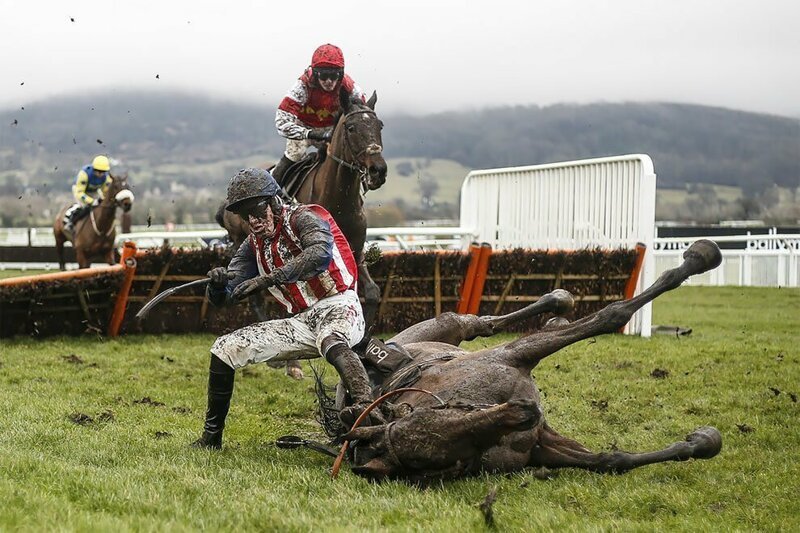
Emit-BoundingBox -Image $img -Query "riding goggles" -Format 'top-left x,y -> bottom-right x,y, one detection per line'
235,199 -> 271,219
314,68 -> 342,81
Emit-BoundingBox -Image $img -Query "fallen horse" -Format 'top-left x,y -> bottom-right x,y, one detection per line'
314,240 -> 723,483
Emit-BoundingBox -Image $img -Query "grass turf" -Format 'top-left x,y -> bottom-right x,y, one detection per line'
0,286 -> 798,531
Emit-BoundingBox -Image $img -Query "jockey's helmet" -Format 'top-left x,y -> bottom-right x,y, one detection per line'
311,44 -> 345,69
92,155 -> 111,172
225,168 -> 280,212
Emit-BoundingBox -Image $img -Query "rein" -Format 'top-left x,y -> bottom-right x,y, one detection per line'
90,203 -> 116,237
331,387 -> 444,479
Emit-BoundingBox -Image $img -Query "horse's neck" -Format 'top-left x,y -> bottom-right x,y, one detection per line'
316,153 -> 362,214
93,202 -> 116,232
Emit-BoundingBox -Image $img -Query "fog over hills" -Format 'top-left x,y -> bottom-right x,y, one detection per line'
1,91 -> 797,193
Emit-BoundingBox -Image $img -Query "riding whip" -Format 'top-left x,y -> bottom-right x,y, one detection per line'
135,272 -> 234,321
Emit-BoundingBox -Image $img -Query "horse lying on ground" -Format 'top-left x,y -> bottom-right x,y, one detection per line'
53,174 -> 134,269
316,240 -> 723,483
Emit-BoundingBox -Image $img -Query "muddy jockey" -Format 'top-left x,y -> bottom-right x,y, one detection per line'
271,43 -> 366,187
63,155 -> 113,235
191,167 -> 378,449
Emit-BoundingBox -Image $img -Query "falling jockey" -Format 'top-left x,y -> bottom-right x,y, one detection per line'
191,167 -> 379,450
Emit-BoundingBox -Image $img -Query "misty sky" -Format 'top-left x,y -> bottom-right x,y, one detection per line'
1,0 -> 798,117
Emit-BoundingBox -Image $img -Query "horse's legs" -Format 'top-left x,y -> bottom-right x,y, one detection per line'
75,249 -> 89,269
105,248 -> 115,265
387,289 -> 574,347
529,423 -> 722,473
249,295 -> 303,380
499,240 -> 722,370
55,232 -> 67,271
358,262 -> 380,338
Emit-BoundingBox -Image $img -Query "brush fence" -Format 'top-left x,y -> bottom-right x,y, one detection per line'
0,246 -> 639,338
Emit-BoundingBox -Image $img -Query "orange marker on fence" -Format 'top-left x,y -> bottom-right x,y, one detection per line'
107,241 -> 138,337
466,243 -> 492,315
623,243 -> 647,301
619,242 -> 647,333
457,243 -> 482,314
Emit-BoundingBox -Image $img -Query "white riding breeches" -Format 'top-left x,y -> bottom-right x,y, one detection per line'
210,290 -> 364,369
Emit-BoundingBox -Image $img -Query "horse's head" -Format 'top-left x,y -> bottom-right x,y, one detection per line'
107,173 -> 135,213
346,399 -> 540,483
332,91 -> 387,191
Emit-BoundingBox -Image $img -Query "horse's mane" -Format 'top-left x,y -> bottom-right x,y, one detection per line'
336,93 -> 370,121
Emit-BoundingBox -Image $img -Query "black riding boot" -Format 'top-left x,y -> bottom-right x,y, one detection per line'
324,340 -> 381,427
65,205 -> 88,233
271,155 -> 294,187
190,355 -> 235,449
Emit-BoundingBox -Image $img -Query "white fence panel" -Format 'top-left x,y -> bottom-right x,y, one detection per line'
653,234 -> 800,287
460,154 -> 657,336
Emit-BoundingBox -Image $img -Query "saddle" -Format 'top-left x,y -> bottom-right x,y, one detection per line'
273,151 -> 325,200
358,337 -> 457,397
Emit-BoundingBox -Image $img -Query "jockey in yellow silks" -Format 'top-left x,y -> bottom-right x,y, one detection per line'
64,155 -> 112,232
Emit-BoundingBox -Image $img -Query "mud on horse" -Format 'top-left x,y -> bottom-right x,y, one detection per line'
53,173 -> 134,270
312,240 -> 725,484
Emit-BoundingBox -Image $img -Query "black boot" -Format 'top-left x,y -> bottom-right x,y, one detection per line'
324,340 -> 382,428
271,155 -> 294,187
191,355 -> 235,449
65,205 -> 87,233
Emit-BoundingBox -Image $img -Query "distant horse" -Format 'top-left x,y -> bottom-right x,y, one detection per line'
220,92 -> 388,336
53,173 -> 134,270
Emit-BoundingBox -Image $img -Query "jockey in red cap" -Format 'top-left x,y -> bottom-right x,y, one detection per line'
272,44 -> 366,186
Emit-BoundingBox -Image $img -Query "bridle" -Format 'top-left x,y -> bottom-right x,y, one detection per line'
328,109 -> 383,196
89,182 -> 131,237
89,194 -> 118,237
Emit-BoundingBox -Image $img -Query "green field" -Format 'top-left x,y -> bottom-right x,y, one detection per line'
367,158 -> 472,207
0,269 -> 47,280
1,286 -> 798,531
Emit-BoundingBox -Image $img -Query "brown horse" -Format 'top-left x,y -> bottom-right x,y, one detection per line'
293,92 -> 387,334
220,92 -> 388,336
53,173 -> 134,269
321,240 -> 725,483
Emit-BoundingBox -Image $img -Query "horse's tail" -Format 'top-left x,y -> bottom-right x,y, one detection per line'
214,201 -> 226,228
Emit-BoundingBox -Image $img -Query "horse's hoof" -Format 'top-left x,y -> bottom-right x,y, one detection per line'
543,316 -> 570,330
686,426 -> 722,459
549,289 -> 575,316
683,240 -> 722,275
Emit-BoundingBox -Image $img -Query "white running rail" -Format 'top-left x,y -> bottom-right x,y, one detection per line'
654,234 -> 800,287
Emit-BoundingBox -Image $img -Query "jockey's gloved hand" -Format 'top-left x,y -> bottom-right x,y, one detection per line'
230,274 -> 274,301
207,267 -> 229,289
306,127 -> 333,142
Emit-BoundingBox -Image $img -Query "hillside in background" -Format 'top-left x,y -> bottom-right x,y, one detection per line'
0,91 -> 797,226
